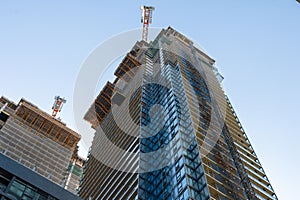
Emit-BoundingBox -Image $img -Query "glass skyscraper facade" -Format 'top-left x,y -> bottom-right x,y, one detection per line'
79,27 -> 277,200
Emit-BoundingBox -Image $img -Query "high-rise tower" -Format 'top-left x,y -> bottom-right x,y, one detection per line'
79,27 -> 277,200
0,97 -> 83,194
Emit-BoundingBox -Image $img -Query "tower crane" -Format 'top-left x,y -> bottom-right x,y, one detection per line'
52,96 -> 66,118
141,5 -> 155,42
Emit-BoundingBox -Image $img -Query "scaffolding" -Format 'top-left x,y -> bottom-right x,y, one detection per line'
85,53 -> 142,128
14,100 -> 80,150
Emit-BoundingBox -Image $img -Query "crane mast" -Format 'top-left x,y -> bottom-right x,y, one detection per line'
141,5 -> 155,42
52,96 -> 66,118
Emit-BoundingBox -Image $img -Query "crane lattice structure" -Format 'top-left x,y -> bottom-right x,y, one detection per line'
52,96 -> 66,118
141,5 -> 155,42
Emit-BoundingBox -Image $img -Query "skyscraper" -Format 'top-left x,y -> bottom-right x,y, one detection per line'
0,96 -> 83,194
79,27 -> 277,200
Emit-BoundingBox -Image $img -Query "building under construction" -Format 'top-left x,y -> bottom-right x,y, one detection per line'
0,153 -> 82,200
79,27 -> 277,200
0,96 -> 84,194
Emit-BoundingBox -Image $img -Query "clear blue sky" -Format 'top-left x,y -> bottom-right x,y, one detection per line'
1,1 -> 299,199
